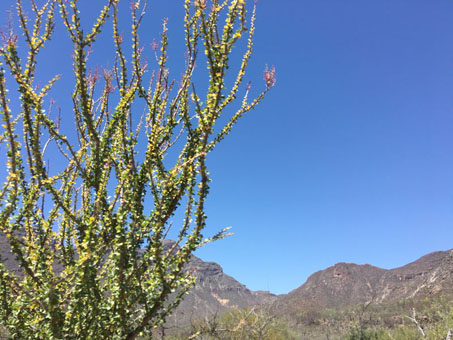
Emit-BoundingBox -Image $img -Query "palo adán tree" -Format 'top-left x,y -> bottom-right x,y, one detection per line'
0,0 -> 275,338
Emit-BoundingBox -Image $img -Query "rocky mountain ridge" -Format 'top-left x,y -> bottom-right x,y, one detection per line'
167,254 -> 276,326
278,249 -> 453,315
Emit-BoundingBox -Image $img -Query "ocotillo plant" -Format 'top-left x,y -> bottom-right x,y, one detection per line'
0,0 -> 274,338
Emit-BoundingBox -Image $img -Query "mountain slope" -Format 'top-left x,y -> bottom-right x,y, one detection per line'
278,249 -> 453,315
167,254 -> 275,326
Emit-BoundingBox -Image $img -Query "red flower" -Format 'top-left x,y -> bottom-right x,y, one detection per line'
264,65 -> 276,89
151,39 -> 158,51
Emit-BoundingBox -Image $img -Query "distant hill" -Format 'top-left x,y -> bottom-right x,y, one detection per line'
277,249 -> 453,315
166,253 -> 275,327
0,231 -> 27,276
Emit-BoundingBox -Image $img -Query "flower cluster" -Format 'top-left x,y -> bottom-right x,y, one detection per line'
151,39 -> 159,51
264,65 -> 276,89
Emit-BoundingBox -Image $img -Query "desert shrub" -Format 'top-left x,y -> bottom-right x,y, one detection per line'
344,326 -> 385,340
190,307 -> 297,340
0,0 -> 273,338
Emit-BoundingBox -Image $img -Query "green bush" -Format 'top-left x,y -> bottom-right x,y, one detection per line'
345,326 -> 384,340
0,0 -> 272,339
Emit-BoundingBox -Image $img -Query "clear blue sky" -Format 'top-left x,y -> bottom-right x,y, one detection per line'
1,0 -> 452,295
199,0 -> 453,295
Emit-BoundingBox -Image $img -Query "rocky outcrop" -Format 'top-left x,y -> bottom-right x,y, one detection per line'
277,249 -> 453,315
167,254 -> 275,326
376,250 -> 453,302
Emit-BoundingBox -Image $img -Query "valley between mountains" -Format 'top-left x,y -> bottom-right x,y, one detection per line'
165,247 -> 453,339
171,248 -> 453,321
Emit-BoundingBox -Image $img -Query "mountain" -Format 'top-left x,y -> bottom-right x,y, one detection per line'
278,262 -> 386,312
277,249 -> 453,315
0,230 -> 26,276
166,253 -> 275,327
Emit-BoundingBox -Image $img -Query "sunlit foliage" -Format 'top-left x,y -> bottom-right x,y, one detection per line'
0,0 -> 273,338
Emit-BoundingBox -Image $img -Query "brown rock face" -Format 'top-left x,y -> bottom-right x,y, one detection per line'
166,254 -> 276,326
278,262 -> 386,313
277,250 -> 453,315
